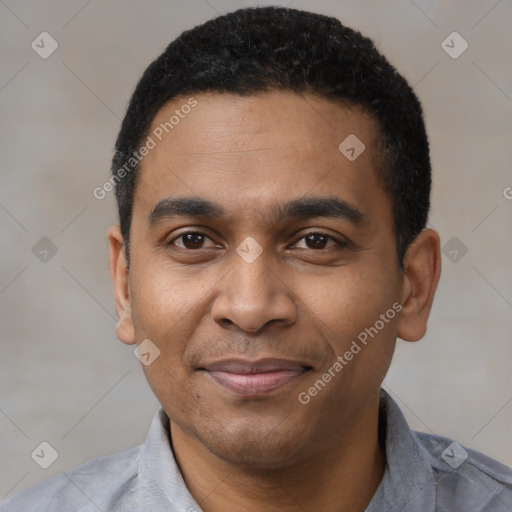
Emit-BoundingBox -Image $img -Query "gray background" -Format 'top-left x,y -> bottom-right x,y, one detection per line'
1,0 -> 511,498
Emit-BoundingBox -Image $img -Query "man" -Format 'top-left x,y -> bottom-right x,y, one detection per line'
3,6 -> 511,512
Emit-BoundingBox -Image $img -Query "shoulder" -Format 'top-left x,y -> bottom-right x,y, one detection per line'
413,430 -> 512,510
0,445 -> 142,512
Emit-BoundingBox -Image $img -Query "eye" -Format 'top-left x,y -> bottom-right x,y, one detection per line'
168,231 -> 217,250
292,232 -> 347,250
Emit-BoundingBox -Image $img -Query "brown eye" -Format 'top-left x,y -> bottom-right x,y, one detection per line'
294,232 -> 347,250
304,233 -> 328,249
169,232 -> 215,250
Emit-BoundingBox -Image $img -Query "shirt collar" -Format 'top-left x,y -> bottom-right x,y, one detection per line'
138,408 -> 203,511
366,388 -> 436,511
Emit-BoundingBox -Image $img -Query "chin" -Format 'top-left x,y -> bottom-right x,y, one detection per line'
198,419 -> 310,470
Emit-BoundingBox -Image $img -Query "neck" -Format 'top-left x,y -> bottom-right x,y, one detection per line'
169,398 -> 385,512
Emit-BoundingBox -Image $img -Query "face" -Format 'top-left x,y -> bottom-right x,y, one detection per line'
109,91 -> 440,469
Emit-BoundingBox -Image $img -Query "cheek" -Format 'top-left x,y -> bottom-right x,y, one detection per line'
297,264 -> 399,339
130,265 -> 202,409
127,268 -> 205,399
129,258 -> 210,337
296,263 -> 401,394
295,271 -> 399,409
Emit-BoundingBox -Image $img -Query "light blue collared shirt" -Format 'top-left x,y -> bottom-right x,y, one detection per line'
2,389 -> 511,511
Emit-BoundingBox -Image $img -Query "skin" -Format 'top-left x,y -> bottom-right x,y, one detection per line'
108,91 -> 441,512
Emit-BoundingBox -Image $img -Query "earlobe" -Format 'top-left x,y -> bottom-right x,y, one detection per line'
397,229 -> 442,342
107,225 -> 136,345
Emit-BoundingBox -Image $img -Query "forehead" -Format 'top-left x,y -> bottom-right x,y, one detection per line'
133,91 -> 389,225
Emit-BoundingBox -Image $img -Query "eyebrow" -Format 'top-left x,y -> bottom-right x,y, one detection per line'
149,196 -> 365,226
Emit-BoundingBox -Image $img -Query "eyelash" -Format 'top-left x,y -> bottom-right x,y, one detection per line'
167,231 -> 348,251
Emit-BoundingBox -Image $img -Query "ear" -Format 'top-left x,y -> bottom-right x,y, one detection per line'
108,225 -> 136,345
397,228 -> 441,342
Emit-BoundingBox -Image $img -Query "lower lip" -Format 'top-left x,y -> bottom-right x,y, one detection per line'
204,370 -> 307,396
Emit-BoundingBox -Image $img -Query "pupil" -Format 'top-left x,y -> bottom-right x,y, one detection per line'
184,233 -> 203,248
307,234 -> 327,249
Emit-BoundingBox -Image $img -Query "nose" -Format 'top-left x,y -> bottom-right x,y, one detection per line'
211,247 -> 297,333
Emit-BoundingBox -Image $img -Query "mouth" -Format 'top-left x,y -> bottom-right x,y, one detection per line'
199,358 -> 313,397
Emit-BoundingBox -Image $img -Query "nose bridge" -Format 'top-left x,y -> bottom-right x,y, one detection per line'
211,243 -> 297,332
232,246 -> 273,299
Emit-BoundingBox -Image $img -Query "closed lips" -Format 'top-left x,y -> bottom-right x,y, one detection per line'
199,358 -> 313,395
200,358 -> 312,374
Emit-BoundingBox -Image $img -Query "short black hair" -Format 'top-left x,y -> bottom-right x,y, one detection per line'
112,6 -> 431,267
